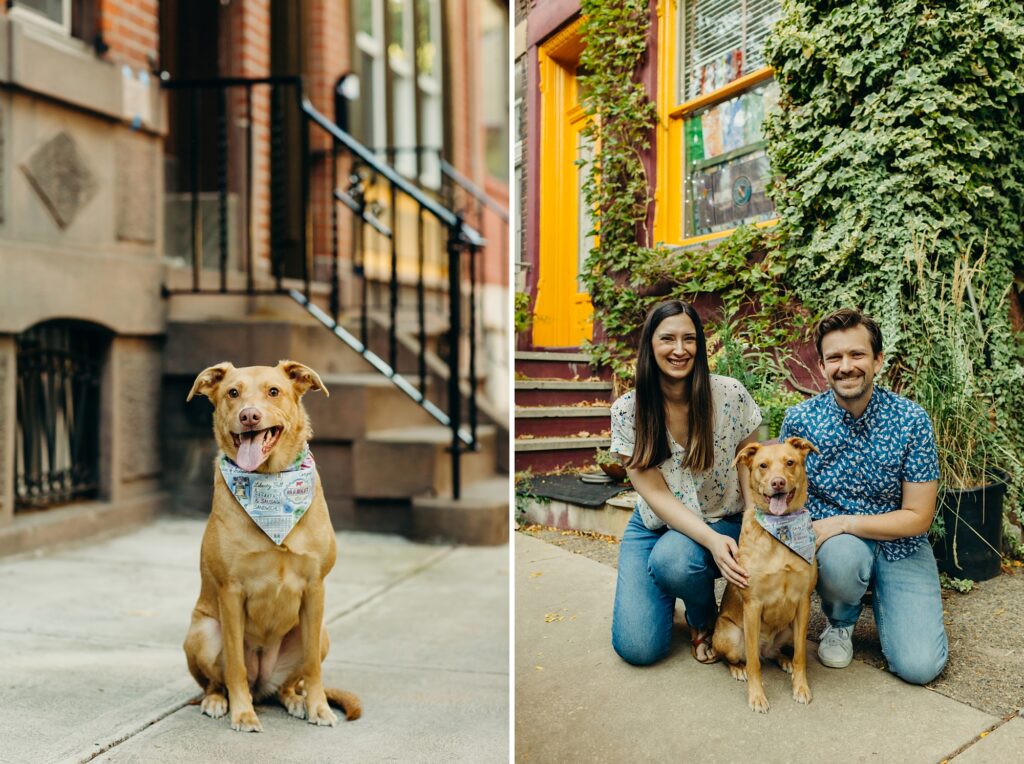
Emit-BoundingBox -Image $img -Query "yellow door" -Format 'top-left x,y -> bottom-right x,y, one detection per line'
533,25 -> 594,347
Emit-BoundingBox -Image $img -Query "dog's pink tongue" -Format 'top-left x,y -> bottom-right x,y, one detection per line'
235,437 -> 266,472
769,494 -> 789,515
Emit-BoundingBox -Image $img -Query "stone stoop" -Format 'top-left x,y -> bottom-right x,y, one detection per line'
162,314 -> 507,546
517,491 -> 635,539
514,352 -> 613,475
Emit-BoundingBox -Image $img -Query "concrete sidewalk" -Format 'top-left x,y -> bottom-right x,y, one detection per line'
0,518 -> 509,764
515,534 -> 1024,763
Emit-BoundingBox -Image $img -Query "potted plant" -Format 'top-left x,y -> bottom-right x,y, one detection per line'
894,244 -> 1022,581
593,447 -> 628,482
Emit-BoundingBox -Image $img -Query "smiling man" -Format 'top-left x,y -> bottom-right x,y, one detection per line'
779,309 -> 948,685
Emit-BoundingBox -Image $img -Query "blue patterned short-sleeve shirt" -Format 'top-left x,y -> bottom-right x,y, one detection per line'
779,386 -> 939,561
611,375 -> 762,531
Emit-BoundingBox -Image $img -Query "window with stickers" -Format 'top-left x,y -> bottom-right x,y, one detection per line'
665,0 -> 782,242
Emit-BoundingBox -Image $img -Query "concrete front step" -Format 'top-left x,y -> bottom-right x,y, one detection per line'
514,435 -> 611,474
412,477 -> 510,545
514,379 -> 613,407
353,425 -> 499,499
514,351 -> 611,381
515,405 -> 611,438
325,479 -> 508,545
304,373 -> 439,440
517,491 -> 635,538
164,319 -> 378,377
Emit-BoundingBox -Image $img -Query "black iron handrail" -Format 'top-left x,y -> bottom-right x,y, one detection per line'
160,76 -> 484,498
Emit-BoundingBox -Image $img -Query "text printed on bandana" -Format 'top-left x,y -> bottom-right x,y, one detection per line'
755,509 -> 816,564
219,448 -> 316,544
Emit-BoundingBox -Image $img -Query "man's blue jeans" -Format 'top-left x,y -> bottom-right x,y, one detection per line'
817,534 -> 948,685
611,509 -> 741,666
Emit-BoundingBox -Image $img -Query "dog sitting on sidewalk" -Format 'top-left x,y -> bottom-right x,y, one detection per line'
182,360 -> 361,732
711,437 -> 819,713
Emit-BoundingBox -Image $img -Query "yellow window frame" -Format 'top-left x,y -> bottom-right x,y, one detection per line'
654,0 -> 780,248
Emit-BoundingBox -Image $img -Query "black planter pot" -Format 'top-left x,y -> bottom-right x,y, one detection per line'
931,479 -> 1006,582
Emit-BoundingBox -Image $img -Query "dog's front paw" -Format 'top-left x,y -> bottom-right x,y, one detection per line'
792,682 -> 812,705
306,699 -> 338,727
230,708 -> 263,732
748,691 -> 770,714
281,689 -> 307,720
200,692 -> 228,719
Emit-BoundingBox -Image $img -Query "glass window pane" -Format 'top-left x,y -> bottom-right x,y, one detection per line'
415,0 -> 439,77
355,0 -> 375,36
679,0 -> 781,103
482,1 -> 509,181
388,0 -> 410,68
683,79 -> 778,235
17,0 -> 64,25
577,132 -> 595,284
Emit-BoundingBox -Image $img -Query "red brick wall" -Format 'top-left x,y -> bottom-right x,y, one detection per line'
307,0 -> 352,277
225,0 -> 272,269
99,0 -> 159,70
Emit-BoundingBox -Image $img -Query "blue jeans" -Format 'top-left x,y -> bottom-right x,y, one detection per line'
611,509 -> 742,666
817,534 -> 948,685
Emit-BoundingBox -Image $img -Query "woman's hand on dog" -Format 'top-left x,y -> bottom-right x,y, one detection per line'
708,534 -> 748,588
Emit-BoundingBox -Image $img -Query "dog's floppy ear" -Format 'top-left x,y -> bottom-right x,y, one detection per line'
186,362 -> 234,402
733,442 -> 761,468
278,360 -> 329,397
785,437 -> 820,456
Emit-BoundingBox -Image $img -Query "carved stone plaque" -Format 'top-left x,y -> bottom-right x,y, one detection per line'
115,136 -> 156,243
21,131 -> 99,229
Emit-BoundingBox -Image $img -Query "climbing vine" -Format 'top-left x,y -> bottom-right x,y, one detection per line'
576,0 -> 660,380
575,0 -> 1024,520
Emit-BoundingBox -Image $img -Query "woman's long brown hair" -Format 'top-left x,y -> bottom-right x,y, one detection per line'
626,300 -> 715,472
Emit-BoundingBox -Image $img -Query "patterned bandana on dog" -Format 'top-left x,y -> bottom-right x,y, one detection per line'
219,445 -> 316,545
754,509 -> 816,564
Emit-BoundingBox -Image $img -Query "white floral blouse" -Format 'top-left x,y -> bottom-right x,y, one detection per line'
610,375 -> 762,531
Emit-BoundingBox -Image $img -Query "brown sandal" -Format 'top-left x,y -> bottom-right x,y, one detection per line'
684,614 -> 720,664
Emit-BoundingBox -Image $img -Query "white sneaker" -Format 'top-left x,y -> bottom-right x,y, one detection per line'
818,624 -> 854,668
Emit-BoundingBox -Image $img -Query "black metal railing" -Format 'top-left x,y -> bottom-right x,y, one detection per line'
160,76 -> 486,498
15,321 -> 107,509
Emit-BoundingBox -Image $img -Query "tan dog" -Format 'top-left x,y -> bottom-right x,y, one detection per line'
183,360 -> 361,732
711,437 -> 819,713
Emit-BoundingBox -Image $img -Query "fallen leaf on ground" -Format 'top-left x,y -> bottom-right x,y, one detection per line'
529,571 -> 543,578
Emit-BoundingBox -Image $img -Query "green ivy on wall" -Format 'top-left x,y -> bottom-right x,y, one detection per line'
765,0 -> 1024,511
576,0 -> 660,381
576,0 -> 1024,521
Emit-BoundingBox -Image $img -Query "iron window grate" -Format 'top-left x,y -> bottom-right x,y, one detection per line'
15,321 -> 108,510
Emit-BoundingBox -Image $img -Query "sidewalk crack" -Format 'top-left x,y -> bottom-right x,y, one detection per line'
325,546 -> 457,625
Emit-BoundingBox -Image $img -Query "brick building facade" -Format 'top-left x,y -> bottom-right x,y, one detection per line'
0,0 -> 509,555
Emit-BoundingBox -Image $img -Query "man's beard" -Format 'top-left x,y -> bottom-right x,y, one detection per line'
830,373 -> 869,400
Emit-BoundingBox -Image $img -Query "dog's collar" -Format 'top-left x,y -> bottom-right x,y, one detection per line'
754,508 -> 815,564
219,445 -> 316,545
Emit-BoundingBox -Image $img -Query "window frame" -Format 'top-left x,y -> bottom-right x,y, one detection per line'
9,0 -> 72,36
655,0 -> 780,248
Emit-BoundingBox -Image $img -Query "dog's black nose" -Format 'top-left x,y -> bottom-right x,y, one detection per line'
239,407 -> 262,427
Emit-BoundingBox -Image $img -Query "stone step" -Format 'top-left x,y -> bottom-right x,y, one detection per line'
411,477 -> 509,545
305,373 -> 439,440
352,425 -> 500,499
514,379 -> 613,407
513,435 -> 611,474
513,351 -> 611,381
514,405 -> 611,438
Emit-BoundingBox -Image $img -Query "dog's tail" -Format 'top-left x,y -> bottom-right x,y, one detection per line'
325,687 -> 362,721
